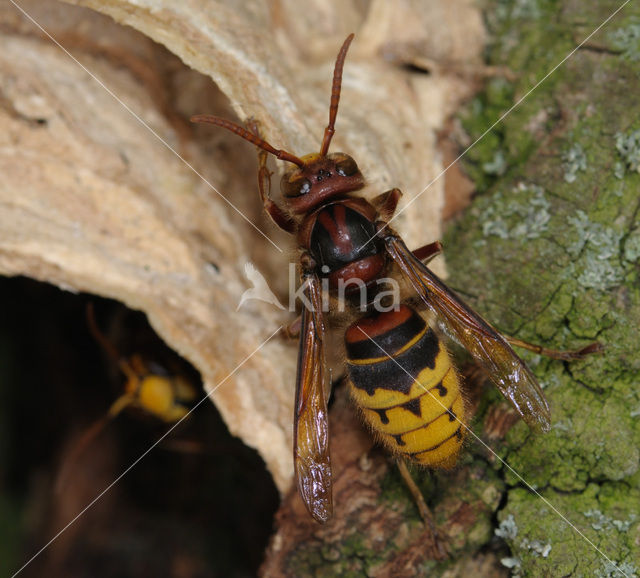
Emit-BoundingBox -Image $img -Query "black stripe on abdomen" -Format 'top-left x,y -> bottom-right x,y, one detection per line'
346,327 -> 440,396
345,312 -> 427,361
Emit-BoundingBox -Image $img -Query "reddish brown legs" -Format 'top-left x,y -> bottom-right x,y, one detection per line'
506,337 -> 604,360
247,120 -> 297,233
412,241 -> 443,264
396,459 -> 448,559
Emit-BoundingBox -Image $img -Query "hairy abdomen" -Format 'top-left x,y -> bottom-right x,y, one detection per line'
345,305 -> 465,468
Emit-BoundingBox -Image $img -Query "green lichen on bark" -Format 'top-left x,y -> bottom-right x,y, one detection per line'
444,0 -> 640,575
495,478 -> 640,576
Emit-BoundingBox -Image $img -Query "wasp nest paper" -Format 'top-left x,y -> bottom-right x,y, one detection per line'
0,0 -> 484,492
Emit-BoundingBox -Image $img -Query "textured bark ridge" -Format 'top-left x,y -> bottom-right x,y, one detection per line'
0,0 -> 483,496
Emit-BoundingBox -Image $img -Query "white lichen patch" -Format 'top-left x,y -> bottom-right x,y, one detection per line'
483,150 -> 507,176
615,129 -> 640,173
519,537 -> 552,558
496,515 -> 552,577
482,183 -> 551,240
597,560 -> 638,578
496,514 -> 519,540
609,22 -> 640,62
566,211 -> 622,258
512,0 -> 543,20
573,258 -> 624,290
584,509 -> 638,532
565,210 -> 624,290
623,230 -> 640,263
562,144 -> 587,183
500,556 -> 522,572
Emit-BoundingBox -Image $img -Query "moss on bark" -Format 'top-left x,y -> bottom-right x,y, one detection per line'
444,1 -> 640,575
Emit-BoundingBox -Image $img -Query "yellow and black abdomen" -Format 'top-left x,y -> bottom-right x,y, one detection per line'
345,305 -> 465,468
